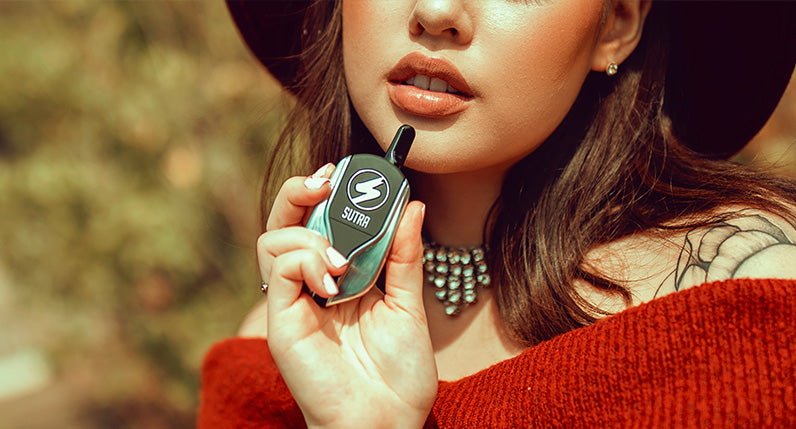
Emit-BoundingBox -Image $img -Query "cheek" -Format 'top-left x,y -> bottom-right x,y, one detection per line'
342,1 -> 399,80
342,1 -> 398,144
342,1 -> 371,81
483,2 -> 603,135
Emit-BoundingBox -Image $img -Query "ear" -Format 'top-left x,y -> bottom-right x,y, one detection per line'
591,0 -> 652,73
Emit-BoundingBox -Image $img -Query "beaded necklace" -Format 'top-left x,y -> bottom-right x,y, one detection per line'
422,241 -> 491,316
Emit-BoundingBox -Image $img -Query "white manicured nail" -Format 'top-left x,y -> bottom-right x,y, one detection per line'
312,163 -> 332,179
326,247 -> 348,269
322,273 -> 338,295
304,177 -> 330,190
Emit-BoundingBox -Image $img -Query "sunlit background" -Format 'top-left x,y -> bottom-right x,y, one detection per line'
0,2 -> 793,428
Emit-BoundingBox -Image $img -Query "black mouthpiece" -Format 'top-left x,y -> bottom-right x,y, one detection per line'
385,125 -> 415,169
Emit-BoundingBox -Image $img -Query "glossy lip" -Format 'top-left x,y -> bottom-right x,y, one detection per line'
386,52 -> 474,118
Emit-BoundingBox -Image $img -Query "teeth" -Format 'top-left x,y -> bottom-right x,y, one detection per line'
402,74 -> 462,94
429,77 -> 448,92
414,75 -> 430,90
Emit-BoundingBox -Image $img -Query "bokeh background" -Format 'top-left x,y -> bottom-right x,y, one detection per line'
0,1 -> 793,428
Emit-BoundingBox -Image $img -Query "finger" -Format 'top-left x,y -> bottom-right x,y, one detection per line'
256,227 -> 349,282
268,249 -> 339,314
382,201 -> 426,318
266,163 -> 335,231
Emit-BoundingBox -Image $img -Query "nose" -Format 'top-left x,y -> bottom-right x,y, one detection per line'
409,0 -> 473,45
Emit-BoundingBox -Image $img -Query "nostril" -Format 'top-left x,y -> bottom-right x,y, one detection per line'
410,21 -> 425,37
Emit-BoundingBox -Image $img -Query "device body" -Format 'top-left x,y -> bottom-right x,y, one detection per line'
305,125 -> 415,306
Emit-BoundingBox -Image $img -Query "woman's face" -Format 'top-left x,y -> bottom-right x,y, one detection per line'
342,0 -> 608,174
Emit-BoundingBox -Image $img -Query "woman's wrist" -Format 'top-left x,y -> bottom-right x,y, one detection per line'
305,406 -> 430,429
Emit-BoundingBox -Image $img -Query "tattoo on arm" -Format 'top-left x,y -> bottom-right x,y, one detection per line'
655,214 -> 796,297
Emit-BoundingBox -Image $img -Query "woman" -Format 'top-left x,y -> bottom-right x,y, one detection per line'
201,1 -> 796,427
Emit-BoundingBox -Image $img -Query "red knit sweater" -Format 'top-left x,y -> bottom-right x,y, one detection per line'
198,278 -> 796,428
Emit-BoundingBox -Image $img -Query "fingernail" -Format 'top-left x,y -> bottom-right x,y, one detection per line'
420,203 -> 426,219
304,177 -> 330,190
326,247 -> 348,269
311,163 -> 333,179
309,229 -> 324,238
322,273 -> 338,295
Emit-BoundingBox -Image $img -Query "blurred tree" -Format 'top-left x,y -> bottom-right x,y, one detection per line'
0,1 -> 287,427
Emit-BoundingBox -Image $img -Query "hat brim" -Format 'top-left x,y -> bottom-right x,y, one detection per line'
227,1 -> 308,90
666,1 -> 796,158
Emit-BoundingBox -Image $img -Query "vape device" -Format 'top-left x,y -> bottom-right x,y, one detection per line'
305,124 -> 416,306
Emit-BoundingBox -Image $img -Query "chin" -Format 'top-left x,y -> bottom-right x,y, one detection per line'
402,157 -> 455,175
401,151 -> 491,175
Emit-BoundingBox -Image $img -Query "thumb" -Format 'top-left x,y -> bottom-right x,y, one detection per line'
382,200 -> 426,316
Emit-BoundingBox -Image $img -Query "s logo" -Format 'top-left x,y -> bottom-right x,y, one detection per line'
347,169 -> 390,211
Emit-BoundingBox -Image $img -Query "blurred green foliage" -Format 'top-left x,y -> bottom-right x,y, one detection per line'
0,1 -> 793,428
0,1 -> 287,427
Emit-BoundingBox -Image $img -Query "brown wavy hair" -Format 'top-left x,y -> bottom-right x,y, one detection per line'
261,1 -> 796,346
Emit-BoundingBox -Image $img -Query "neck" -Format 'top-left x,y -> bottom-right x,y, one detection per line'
411,165 -> 508,247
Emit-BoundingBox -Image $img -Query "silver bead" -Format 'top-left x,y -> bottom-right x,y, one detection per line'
448,290 -> 462,303
447,276 -> 460,289
448,251 -> 460,265
424,249 -> 434,262
435,264 -> 448,274
462,265 -> 474,277
445,305 -> 460,316
424,261 -> 435,273
435,289 -> 447,300
463,278 -> 476,290
460,253 -> 471,265
450,264 -> 462,276
464,290 -> 477,303
472,248 -> 484,262
478,273 -> 491,287
435,250 -> 447,262
477,261 -> 488,273
434,276 -> 446,288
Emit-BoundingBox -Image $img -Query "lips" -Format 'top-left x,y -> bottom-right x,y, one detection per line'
386,52 -> 473,118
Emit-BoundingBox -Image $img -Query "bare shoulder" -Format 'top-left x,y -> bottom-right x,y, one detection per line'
237,297 -> 269,338
666,208 -> 796,292
580,206 -> 796,311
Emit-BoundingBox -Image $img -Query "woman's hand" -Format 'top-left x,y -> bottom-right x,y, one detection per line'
257,164 -> 437,429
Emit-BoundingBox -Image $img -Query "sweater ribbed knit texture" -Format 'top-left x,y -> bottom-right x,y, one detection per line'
198,278 -> 796,428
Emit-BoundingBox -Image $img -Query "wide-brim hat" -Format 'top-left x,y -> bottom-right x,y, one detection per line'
226,1 -> 795,158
